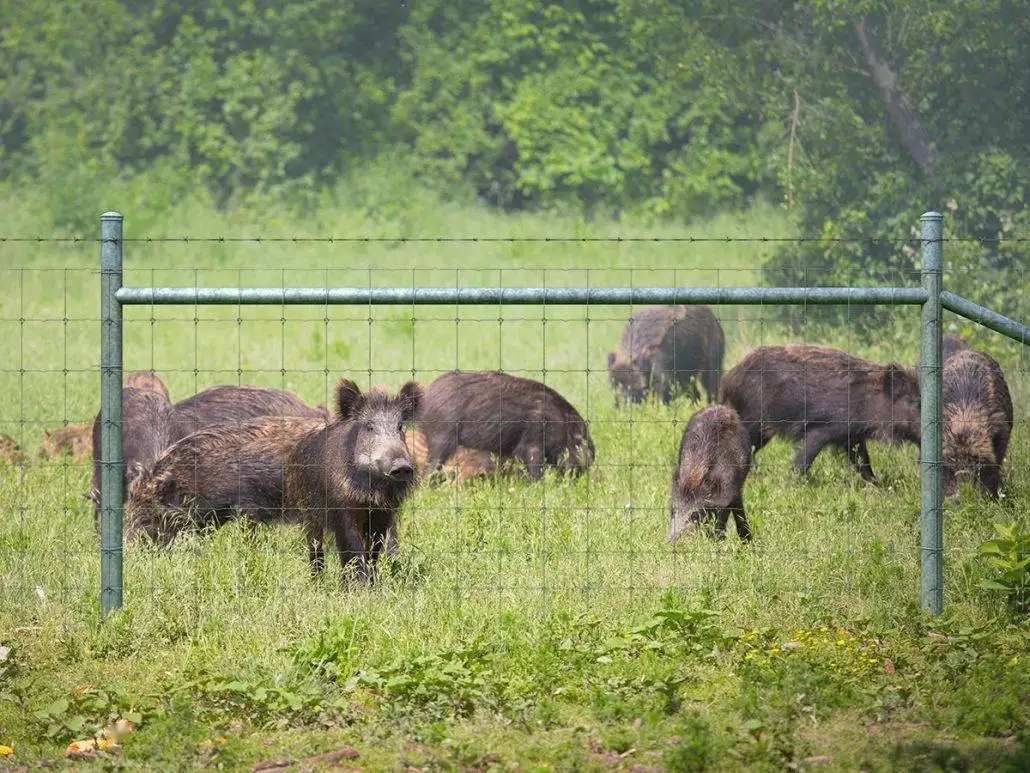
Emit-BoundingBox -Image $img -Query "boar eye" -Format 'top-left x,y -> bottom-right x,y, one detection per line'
396,422 -> 403,433
363,421 -> 374,431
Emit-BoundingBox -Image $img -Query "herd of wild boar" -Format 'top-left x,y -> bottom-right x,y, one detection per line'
2,306 -> 1015,584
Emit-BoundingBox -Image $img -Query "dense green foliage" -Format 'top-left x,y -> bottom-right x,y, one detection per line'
2,0 -> 1028,323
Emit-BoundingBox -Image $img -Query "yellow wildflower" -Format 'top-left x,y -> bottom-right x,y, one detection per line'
0,744 -> 13,756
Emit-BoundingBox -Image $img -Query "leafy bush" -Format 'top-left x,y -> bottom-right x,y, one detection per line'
977,522 -> 1030,613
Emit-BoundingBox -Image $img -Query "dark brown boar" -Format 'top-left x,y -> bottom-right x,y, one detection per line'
942,333 -> 971,361
88,385 -> 173,529
719,344 -> 921,483
669,405 -> 752,542
416,371 -> 595,480
286,379 -> 421,580
127,379 -> 421,583
168,384 -> 328,443
941,349 -> 1013,499
607,305 -> 724,404
37,424 -> 92,460
122,370 -> 171,401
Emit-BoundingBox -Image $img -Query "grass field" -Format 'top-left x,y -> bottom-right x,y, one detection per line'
0,191 -> 1028,771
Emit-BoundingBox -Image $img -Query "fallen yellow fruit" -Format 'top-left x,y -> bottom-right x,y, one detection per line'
66,739 -> 97,757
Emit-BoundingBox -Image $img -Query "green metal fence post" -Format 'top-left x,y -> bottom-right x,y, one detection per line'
919,211 -> 944,614
100,212 -> 124,618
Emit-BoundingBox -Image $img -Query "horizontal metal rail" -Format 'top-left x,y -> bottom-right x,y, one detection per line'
116,286 -> 929,306
941,291 -> 1030,346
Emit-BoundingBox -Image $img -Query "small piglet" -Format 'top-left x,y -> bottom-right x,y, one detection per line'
669,405 -> 752,542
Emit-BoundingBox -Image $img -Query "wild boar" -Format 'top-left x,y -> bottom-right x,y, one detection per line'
37,424 -> 92,460
168,384 -> 328,443
88,385 -> 173,529
669,405 -> 752,542
608,305 -> 724,404
416,371 -> 594,480
127,379 -> 421,583
719,344 -> 921,483
0,434 -> 27,464
941,349 -> 1013,499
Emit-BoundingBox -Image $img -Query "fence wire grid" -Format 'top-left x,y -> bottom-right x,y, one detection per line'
0,213 -> 1027,629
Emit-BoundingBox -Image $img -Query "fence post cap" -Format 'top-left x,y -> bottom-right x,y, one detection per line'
101,211 -> 123,220
920,211 -> 943,221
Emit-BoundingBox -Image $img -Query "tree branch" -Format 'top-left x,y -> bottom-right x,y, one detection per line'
853,19 -> 936,178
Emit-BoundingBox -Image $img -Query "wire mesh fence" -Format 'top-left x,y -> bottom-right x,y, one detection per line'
0,213 -> 1027,630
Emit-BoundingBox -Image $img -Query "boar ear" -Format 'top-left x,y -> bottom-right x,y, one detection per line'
607,351 -> 616,369
397,380 -> 423,422
335,379 -> 362,419
882,364 -> 915,399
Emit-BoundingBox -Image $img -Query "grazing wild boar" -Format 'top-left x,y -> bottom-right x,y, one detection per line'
669,405 -> 752,542
88,383 -> 173,529
416,371 -> 595,480
37,424 -> 92,460
607,305 -> 724,404
941,349 -> 1013,499
719,344 -> 921,483
127,379 -> 421,583
168,384 -> 328,443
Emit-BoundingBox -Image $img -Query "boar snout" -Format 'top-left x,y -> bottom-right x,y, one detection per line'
387,456 -> 414,481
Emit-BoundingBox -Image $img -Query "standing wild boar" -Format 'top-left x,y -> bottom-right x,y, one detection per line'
168,384 -> 328,443
607,305 -> 724,404
416,371 -> 595,480
88,382 -> 173,529
941,349 -> 1013,499
127,379 -> 421,583
719,344 -> 921,482
669,405 -> 752,542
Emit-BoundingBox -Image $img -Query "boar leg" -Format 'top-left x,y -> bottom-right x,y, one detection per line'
793,428 -> 834,476
979,464 -> 1001,500
844,440 -> 877,483
731,502 -> 752,542
365,519 -> 394,583
700,368 -> 720,405
519,445 -> 544,480
329,513 -> 369,583
713,509 -> 731,539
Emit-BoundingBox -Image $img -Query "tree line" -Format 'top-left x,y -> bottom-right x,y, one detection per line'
1,0 -> 1026,323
